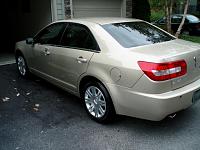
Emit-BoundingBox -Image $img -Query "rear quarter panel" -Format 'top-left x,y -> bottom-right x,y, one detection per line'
86,51 -> 144,88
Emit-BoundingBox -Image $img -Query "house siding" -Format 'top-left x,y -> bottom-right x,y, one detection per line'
56,0 -> 65,20
126,0 -> 132,18
63,0 -> 133,18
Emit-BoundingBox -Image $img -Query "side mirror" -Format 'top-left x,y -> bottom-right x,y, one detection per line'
26,38 -> 34,45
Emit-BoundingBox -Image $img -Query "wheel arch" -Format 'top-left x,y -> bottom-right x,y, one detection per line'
79,75 -> 105,96
15,49 -> 24,59
78,75 -> 115,104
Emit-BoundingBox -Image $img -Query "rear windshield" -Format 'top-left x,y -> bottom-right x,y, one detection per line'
186,15 -> 200,23
102,22 -> 175,48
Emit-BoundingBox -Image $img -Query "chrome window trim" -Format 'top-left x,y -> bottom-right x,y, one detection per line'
42,44 -> 101,53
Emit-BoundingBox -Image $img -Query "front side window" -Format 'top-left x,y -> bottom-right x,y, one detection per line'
102,22 -> 175,48
60,23 -> 99,50
34,23 -> 66,45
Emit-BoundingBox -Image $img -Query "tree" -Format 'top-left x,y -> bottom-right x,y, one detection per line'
175,0 -> 189,37
150,0 -> 190,36
149,0 -> 174,33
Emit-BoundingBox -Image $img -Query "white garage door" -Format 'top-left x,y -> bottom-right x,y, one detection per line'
73,0 -> 122,18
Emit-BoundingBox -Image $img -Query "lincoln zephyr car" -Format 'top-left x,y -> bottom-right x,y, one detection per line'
15,18 -> 200,123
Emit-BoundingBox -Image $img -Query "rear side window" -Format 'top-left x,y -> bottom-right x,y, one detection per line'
102,22 -> 175,48
60,23 -> 99,50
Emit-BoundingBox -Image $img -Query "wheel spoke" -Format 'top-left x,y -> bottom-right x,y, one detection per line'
94,105 -> 99,117
98,100 -> 106,107
86,89 -> 93,98
88,105 -> 94,113
85,97 -> 93,104
99,105 -> 105,115
96,90 -> 101,97
22,67 -> 26,75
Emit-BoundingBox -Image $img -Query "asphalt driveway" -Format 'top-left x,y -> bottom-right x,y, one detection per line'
0,64 -> 200,150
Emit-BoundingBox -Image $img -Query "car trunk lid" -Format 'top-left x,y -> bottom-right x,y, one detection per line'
130,39 -> 200,90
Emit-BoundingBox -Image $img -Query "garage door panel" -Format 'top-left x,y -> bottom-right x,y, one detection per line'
73,0 -> 121,8
73,0 -> 122,18
74,8 -> 121,17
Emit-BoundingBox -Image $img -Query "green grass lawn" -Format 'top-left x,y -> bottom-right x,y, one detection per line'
180,35 -> 200,44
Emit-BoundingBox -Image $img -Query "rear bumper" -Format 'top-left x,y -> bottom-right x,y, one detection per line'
106,78 -> 200,121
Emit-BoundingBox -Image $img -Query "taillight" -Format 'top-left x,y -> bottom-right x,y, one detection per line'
138,60 -> 187,81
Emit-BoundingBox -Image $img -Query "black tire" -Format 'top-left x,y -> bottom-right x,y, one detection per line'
16,54 -> 30,78
81,81 -> 116,123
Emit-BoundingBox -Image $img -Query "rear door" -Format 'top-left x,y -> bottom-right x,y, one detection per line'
49,23 -> 99,91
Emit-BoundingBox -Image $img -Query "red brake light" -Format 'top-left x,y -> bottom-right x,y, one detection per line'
138,60 -> 187,81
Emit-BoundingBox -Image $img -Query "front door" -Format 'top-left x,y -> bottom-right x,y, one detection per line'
31,43 -> 51,73
31,22 -> 67,75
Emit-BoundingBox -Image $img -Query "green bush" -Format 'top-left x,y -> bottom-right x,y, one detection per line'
150,10 -> 165,22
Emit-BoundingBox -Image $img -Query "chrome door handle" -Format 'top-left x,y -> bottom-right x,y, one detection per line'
76,56 -> 87,63
44,47 -> 50,56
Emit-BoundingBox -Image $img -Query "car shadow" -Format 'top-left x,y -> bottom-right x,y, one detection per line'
108,107 -> 198,136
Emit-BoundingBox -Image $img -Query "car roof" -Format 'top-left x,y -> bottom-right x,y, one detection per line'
55,17 -> 142,25
160,14 -> 195,18
172,14 -> 195,17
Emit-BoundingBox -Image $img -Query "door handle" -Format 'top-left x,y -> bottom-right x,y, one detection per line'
44,47 -> 50,56
76,56 -> 87,63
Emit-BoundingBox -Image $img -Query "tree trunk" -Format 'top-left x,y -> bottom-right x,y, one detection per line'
165,0 -> 171,33
165,0 -> 174,33
175,0 -> 189,37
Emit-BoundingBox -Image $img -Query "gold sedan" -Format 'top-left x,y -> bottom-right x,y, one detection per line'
15,18 -> 200,123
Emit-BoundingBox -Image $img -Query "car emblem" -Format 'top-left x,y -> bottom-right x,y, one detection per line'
194,56 -> 197,68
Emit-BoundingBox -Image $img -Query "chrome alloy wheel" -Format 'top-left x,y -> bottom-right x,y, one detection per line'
17,56 -> 26,76
84,86 -> 106,118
